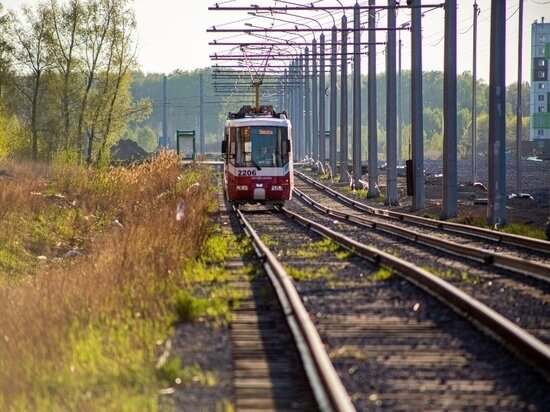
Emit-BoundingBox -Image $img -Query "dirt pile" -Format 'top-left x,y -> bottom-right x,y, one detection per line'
110,139 -> 150,162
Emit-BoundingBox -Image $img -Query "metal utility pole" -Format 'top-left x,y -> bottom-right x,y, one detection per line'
386,1 -> 398,205
472,1 -> 479,183
319,33 -> 326,167
411,0 -> 424,211
330,25 -> 338,175
298,54 -> 305,160
305,46 -> 311,157
515,0 -> 524,195
163,75 -> 168,148
488,0 -> 507,226
442,0 -> 458,219
367,0 -> 380,197
339,14 -> 349,182
312,38 -> 319,161
397,24 -> 409,167
352,3 -> 362,189
199,73 -> 205,155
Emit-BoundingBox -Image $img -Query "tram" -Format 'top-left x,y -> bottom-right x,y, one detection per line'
221,105 -> 293,206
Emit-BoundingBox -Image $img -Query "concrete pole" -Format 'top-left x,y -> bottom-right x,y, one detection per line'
367,0 -> 380,197
442,0 -> 458,219
312,38 -> 319,161
487,0 -> 507,226
330,25 -> 338,174
352,3 -> 362,188
386,1 -> 398,205
319,33 -> 326,167
411,0 -> 424,211
340,14 -> 349,182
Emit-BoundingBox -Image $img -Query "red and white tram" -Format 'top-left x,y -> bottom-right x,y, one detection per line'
221,105 -> 293,206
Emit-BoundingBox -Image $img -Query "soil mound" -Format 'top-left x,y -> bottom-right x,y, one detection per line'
110,139 -> 150,162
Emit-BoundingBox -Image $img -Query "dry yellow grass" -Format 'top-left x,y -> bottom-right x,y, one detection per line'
0,152 -> 217,410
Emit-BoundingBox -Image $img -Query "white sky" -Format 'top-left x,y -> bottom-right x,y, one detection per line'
2,0 -> 549,84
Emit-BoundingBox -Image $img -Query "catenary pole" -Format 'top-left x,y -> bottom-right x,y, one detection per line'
442,0 -> 458,219
340,14 -> 349,182
472,1 -> 479,183
386,0 -> 398,205
515,0 -> 524,195
367,0 -> 380,197
487,0 -> 507,226
411,0 -> 424,210
329,25 -> 338,175
352,2 -> 362,189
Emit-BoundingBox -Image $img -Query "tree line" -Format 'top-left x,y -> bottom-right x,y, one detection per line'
0,0 -> 151,164
127,69 -> 531,160
0,0 -> 532,163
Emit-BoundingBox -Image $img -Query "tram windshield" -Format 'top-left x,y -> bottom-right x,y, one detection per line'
228,126 -> 289,168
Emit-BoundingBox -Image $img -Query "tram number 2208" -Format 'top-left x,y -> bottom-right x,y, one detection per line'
237,170 -> 257,176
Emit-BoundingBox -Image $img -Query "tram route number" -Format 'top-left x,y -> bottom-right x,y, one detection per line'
238,170 -> 257,176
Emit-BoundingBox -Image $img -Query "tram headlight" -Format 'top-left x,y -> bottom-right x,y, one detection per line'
236,185 -> 248,191
271,185 -> 283,191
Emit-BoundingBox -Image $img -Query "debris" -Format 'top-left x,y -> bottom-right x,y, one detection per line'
176,200 -> 185,221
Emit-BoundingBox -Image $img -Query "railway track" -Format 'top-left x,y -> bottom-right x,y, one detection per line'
228,192 -> 549,410
293,172 -> 550,344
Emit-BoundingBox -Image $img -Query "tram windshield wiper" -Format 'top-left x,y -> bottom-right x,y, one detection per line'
251,159 -> 262,171
245,152 -> 261,170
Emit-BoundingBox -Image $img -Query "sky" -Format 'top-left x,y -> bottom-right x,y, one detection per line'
2,0 -> 549,84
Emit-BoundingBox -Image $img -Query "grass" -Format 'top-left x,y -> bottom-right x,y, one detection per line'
500,223 -> 547,240
290,238 -> 350,260
0,152 -> 236,411
370,267 -> 394,282
329,345 -> 367,360
286,265 -> 332,281
453,216 -> 547,240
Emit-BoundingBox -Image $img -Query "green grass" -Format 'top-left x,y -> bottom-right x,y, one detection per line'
370,268 -> 394,282
500,223 -> 547,240
286,265 -> 332,281
290,238 -> 350,260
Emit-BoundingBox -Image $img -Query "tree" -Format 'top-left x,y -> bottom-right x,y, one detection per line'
10,3 -> 52,160
0,3 -> 14,100
46,0 -> 84,149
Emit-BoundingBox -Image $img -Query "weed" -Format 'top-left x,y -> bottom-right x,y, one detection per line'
291,238 -> 349,260
500,223 -> 546,240
371,268 -> 394,282
330,345 -> 367,360
286,265 -> 332,281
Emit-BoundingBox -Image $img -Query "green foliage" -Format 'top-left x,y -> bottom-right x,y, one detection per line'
500,223 -> 547,240
371,268 -> 394,282
157,357 -> 184,383
287,265 -> 331,281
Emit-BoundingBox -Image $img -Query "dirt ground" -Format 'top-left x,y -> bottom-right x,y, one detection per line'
382,174 -> 550,235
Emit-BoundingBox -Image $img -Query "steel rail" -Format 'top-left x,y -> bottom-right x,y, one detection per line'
235,206 -> 356,412
277,204 -> 550,380
293,186 -> 550,282
295,170 -> 550,254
